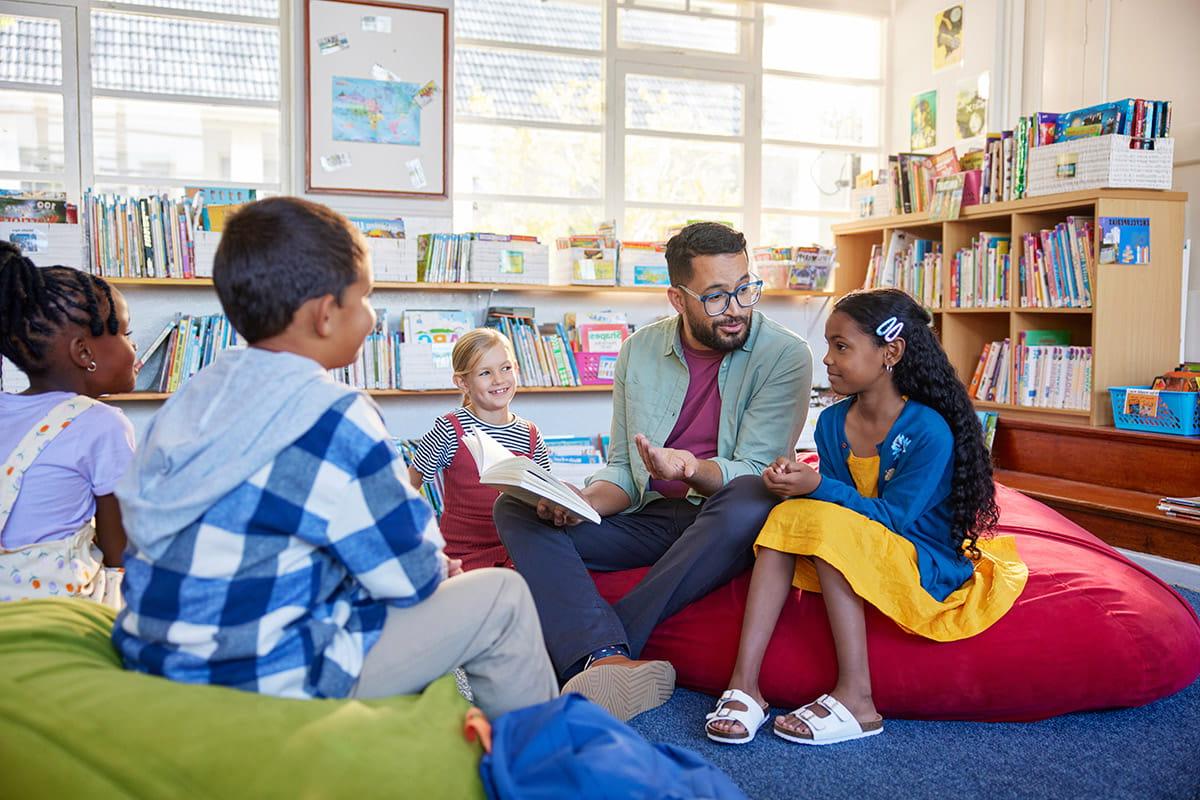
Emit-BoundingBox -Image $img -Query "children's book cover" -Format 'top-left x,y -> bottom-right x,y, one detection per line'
1098,217 -> 1150,265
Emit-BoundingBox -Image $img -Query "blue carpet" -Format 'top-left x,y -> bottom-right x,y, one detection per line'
628,588 -> 1200,800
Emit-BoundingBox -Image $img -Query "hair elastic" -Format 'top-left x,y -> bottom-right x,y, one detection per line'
875,316 -> 904,342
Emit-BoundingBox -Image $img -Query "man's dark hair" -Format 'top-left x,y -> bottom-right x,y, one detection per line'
664,222 -> 747,286
213,197 -> 366,343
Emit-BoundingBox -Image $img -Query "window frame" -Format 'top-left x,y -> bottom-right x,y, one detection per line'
454,0 -> 888,246
0,0 -> 287,199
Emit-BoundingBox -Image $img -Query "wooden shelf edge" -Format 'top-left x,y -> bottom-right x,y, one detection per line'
103,276 -> 832,298
832,188 -> 1187,235
105,385 -> 614,401
973,400 -> 1092,417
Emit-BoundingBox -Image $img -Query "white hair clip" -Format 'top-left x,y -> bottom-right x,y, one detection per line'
875,317 -> 904,342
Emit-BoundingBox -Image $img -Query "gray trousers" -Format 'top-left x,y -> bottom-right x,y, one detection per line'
351,568 -> 558,719
493,474 -> 782,678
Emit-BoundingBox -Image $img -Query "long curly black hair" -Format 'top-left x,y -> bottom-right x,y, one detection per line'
0,241 -> 118,377
833,287 -> 998,557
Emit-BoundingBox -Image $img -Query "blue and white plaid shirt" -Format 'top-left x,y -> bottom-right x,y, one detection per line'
113,394 -> 446,699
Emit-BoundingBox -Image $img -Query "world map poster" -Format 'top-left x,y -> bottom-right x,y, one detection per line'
332,76 -> 421,146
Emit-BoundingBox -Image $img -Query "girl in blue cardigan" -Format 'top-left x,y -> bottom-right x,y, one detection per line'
705,288 -> 1027,746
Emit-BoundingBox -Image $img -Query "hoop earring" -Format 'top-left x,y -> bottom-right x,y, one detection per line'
885,363 -> 893,373
87,362 -> 97,373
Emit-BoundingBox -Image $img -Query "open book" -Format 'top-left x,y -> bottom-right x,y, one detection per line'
462,429 -> 601,525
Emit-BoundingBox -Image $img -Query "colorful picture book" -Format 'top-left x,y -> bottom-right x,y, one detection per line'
1019,216 -> 1095,307
462,429 -> 601,524
135,313 -> 243,393
1014,330 -> 1092,410
486,307 -> 581,388
864,234 -> 942,309
976,410 -> 998,452
82,191 -> 204,278
950,232 -> 1010,308
967,339 -> 1012,404
1098,217 -> 1150,265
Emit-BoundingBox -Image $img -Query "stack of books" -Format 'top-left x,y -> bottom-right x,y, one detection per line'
863,237 -> 942,309
1014,330 -> 1092,410
329,309 -> 401,390
486,307 -> 581,388
134,313 -> 243,393
82,191 -> 203,279
949,232 -> 1010,308
417,233 -> 551,284
967,339 -> 1012,404
1019,217 -> 1095,307
1157,496 -> 1200,522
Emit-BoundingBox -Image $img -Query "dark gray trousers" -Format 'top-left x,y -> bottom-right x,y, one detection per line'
493,474 -> 782,678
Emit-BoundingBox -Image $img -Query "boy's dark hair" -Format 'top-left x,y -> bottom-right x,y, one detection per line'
0,241 -> 119,375
833,287 -> 999,557
664,222 -> 747,286
213,197 -> 367,343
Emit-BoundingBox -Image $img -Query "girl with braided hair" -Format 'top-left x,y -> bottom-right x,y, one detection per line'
0,242 -> 137,605
704,287 -> 1028,746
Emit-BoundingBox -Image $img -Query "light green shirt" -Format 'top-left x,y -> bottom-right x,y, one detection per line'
587,310 -> 813,513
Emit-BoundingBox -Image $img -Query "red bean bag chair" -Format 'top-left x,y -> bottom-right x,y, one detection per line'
592,484 -> 1200,722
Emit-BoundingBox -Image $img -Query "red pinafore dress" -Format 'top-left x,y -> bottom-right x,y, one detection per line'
437,412 -> 539,571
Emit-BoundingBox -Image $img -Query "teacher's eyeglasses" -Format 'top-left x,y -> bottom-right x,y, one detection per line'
674,279 -> 764,317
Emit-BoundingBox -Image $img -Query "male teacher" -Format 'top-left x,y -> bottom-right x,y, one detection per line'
494,222 -> 813,720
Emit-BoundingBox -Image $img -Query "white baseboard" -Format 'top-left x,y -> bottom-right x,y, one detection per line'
1118,548 -> 1200,592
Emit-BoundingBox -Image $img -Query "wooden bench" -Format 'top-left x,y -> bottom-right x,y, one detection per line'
991,419 -> 1200,564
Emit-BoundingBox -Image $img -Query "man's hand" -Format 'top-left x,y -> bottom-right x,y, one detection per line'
761,456 -> 821,499
535,482 -> 591,528
634,433 -> 698,482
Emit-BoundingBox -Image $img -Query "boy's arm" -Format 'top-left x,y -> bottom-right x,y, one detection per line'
302,398 -> 446,605
710,338 -> 813,483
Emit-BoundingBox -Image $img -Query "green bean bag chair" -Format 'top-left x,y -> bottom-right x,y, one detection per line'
0,599 -> 485,799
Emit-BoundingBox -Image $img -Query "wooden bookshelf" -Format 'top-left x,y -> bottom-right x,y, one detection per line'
105,276 -> 834,299
105,385 -> 615,402
831,189 -> 1188,427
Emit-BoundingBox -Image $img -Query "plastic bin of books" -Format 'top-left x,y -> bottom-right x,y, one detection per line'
1108,386 -> 1200,437
557,243 -> 618,286
468,235 -> 552,285
1026,135 -> 1174,197
399,342 -> 454,390
618,242 -> 669,286
576,351 -> 618,385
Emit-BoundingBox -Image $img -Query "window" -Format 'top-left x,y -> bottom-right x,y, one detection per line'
0,0 -> 281,198
454,0 -> 886,247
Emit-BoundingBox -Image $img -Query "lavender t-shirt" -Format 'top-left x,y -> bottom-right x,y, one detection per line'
648,343 -> 724,499
0,392 -> 135,548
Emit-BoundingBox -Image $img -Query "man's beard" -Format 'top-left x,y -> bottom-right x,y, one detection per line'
684,308 -> 752,351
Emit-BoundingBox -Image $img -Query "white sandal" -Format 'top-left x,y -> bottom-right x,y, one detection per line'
705,689 -> 769,745
773,693 -> 884,746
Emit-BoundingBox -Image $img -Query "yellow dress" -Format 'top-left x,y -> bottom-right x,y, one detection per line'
754,453 -> 1028,641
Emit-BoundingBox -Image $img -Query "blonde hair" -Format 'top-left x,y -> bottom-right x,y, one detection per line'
452,327 -> 517,408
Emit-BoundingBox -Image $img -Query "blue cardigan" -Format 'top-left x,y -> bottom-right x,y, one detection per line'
806,398 -> 972,601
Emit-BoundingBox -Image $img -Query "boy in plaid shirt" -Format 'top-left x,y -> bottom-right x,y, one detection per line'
113,197 -> 557,716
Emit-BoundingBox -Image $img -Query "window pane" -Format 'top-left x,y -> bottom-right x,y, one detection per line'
762,146 -> 877,211
0,14 -> 62,85
763,75 -> 878,146
759,213 -> 837,248
626,135 -> 741,206
455,124 -> 601,198
626,74 -> 743,136
454,199 -> 602,244
456,0 -> 601,51
93,96 -> 280,184
0,90 -> 64,173
623,207 -> 743,242
456,47 -> 602,125
619,9 -> 740,55
106,0 -> 278,18
763,6 -> 882,79
0,177 -> 63,194
92,12 -> 279,102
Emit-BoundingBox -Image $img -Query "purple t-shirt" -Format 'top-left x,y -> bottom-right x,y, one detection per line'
0,392 -> 135,548
648,342 -> 724,499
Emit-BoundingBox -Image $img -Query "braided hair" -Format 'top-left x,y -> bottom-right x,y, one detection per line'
833,288 -> 998,558
0,241 -> 119,376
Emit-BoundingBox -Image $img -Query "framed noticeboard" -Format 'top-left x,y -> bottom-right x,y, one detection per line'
304,0 -> 449,198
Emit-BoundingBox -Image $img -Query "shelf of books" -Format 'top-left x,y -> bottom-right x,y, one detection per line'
101,276 -> 833,298
832,189 -> 1187,426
